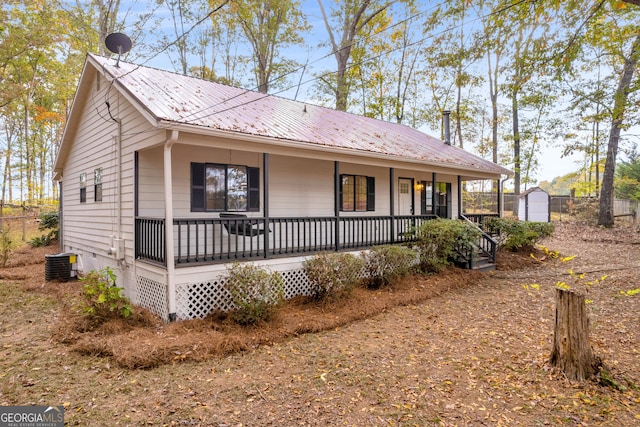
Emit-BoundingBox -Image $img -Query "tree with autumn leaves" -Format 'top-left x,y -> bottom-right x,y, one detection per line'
0,0 -> 639,226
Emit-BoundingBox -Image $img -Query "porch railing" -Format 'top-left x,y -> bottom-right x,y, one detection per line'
135,217 -> 166,264
459,214 -> 498,268
135,215 -> 437,266
461,213 -> 499,227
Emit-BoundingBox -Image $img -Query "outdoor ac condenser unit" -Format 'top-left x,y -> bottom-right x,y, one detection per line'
45,253 -> 77,282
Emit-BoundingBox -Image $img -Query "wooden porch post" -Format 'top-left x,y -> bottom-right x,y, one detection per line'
263,153 -> 270,259
390,168 -> 395,243
457,175 -> 462,218
164,130 -> 178,321
334,161 -> 340,251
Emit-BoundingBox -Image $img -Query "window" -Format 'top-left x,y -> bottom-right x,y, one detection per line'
79,173 -> 86,203
419,181 -> 433,214
191,163 -> 259,212
340,174 -> 375,212
94,168 -> 103,202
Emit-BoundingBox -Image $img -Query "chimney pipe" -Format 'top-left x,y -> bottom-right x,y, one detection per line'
443,110 -> 451,145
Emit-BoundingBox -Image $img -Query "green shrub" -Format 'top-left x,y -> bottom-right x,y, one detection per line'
224,263 -> 285,325
29,234 -> 52,248
415,219 -> 481,273
29,211 -> 59,247
362,245 -> 417,288
483,217 -> 554,251
303,252 -> 364,300
38,211 -> 59,232
527,221 -> 555,238
80,267 -> 133,321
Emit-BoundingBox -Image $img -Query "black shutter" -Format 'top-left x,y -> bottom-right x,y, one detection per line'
191,163 -> 205,211
247,167 -> 260,211
366,176 -> 375,211
420,182 -> 426,214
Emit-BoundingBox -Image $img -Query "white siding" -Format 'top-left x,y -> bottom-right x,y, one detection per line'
136,146 -> 461,220
269,155 -> 334,217
137,147 -> 165,217
60,72 -> 165,300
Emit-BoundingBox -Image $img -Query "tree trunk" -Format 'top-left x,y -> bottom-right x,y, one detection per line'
512,88 -> 521,216
549,288 -> 600,381
598,31 -> 640,227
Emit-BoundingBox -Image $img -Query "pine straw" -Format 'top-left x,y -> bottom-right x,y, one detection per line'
14,242 -> 537,369
53,263 -> 535,370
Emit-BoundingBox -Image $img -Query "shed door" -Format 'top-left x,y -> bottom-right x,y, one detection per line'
398,178 -> 413,216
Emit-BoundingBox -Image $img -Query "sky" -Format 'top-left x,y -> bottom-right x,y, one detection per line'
112,0 -> 637,189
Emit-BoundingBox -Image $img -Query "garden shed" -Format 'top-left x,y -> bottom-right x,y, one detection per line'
518,187 -> 550,222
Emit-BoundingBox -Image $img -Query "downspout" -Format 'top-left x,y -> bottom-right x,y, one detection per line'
499,176 -> 509,218
164,130 -> 179,321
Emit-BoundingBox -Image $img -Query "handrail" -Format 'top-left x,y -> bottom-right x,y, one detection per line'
459,214 -> 497,268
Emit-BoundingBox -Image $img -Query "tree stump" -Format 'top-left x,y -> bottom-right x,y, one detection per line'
549,288 -> 601,381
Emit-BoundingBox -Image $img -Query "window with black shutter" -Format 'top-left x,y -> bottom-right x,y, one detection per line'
340,174 -> 375,212
191,163 -> 259,212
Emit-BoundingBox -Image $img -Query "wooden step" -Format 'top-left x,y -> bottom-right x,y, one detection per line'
470,252 -> 496,272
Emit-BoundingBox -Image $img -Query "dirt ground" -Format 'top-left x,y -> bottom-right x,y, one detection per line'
1,221 -> 639,426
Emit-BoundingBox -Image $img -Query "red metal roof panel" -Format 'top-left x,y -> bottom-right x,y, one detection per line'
91,54 -> 511,176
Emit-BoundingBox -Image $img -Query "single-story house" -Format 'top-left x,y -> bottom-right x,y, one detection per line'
53,53 -> 511,321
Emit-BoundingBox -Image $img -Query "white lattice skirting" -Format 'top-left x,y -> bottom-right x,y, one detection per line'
174,264 -> 317,320
136,274 -> 170,321
134,258 -> 319,321
136,251 -> 418,321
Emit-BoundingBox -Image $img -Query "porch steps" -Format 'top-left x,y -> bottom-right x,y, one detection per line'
470,251 -> 496,272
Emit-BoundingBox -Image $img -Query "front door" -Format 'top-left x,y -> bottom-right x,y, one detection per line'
398,178 -> 413,216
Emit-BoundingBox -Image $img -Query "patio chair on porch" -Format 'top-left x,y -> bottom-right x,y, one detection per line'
220,213 -> 270,237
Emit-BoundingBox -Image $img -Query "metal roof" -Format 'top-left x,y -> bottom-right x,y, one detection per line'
90,54 -> 510,176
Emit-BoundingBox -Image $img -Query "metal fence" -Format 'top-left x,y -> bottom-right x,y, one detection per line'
463,192 -> 638,221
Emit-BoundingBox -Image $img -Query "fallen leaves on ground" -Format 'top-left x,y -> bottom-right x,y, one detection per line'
0,221 -> 638,426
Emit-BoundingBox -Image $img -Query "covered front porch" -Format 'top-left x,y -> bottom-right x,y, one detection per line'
135,214 -> 438,266
132,141 -> 506,320
133,211 -> 499,321
135,145 -> 504,267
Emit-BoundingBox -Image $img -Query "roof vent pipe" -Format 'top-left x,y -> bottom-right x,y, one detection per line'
443,110 -> 451,145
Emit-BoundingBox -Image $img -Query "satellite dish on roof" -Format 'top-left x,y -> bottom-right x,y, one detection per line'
105,33 -> 132,67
